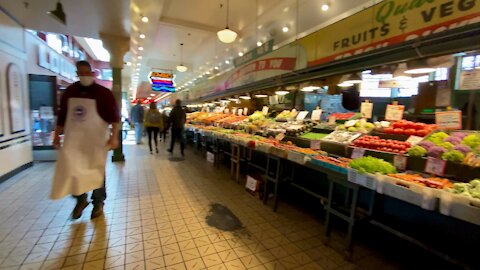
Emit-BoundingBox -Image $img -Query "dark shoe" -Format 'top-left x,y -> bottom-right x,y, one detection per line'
72,200 -> 89,220
91,203 -> 104,219
150,150 -> 153,154
167,149 -> 172,153
156,148 -> 159,154
181,151 -> 185,157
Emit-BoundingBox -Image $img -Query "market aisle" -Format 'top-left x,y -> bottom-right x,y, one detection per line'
0,145 -> 397,270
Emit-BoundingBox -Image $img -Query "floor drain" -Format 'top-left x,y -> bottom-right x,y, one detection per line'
206,203 -> 243,232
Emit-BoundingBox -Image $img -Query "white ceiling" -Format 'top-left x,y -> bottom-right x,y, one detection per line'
0,0 -> 379,101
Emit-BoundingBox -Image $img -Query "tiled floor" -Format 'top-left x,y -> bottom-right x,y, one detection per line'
0,142 -> 415,270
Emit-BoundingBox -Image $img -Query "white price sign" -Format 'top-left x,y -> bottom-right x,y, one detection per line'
296,111 -> 309,121
262,106 -> 269,115
385,105 -> 405,121
393,155 -> 408,171
310,140 -> 321,150
275,133 -> 285,141
351,148 -> 365,159
360,102 -> 373,119
243,107 -> 249,115
435,111 -> 462,130
237,109 -> 243,116
311,109 -> 322,121
424,157 -> 447,176
245,176 -> 258,192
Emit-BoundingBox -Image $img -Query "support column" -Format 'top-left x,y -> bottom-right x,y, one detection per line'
100,33 -> 130,162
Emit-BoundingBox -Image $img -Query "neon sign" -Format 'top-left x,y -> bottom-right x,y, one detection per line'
148,71 -> 176,92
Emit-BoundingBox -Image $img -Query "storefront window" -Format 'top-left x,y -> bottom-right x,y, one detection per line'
46,33 -> 63,54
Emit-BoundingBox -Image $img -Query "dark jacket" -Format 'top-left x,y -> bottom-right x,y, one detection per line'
130,104 -> 144,123
168,105 -> 186,129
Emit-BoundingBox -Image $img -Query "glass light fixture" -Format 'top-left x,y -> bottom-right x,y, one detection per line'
217,0 -> 237,43
282,26 -> 289,33
139,34 -> 145,39
176,43 -> 188,72
321,4 -> 329,11
141,16 -> 149,23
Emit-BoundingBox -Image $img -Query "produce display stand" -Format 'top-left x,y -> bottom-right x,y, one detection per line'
184,124 -> 480,267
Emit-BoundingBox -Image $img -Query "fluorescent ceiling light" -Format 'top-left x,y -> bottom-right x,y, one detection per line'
338,82 -> 353,87
84,38 -> 110,62
255,94 -> 268,98
240,95 -> 251,100
405,68 -> 436,74
301,86 -> 320,92
275,90 -> 289,96
238,52 -> 244,56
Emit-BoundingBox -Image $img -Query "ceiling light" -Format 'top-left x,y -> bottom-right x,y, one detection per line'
205,71 -> 211,75
126,61 -> 131,66
150,94 -> 155,96
338,82 -> 354,87
225,60 -> 230,64
137,56 -> 142,59
404,68 -> 436,74
275,90 -> 289,96
257,41 -> 263,47
217,0 -> 237,43
214,66 -> 219,70
255,94 -> 268,98
176,43 -> 188,72
393,63 -> 411,80
138,47 -> 144,51
47,1 -> 66,25
141,16 -> 149,23
321,4 -> 330,11
136,63 -> 141,66
238,52 -> 244,56
282,26 -> 289,33
240,95 -> 251,100
139,34 -> 146,39
301,86 -> 321,92
229,97 -> 239,102
136,68 -> 140,71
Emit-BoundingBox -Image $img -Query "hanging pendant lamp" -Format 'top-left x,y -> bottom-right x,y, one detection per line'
217,0 -> 237,43
176,43 -> 187,72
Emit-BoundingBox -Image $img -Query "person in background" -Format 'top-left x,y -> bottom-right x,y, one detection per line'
51,60 -> 120,219
144,102 -> 164,154
130,100 -> 144,144
167,99 -> 186,156
161,108 -> 168,142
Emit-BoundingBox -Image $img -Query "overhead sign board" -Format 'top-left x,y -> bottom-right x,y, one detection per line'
149,71 -> 176,92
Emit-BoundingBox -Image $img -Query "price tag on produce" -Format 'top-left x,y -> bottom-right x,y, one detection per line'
328,116 -> 336,125
406,135 -> 424,145
262,106 -> 269,115
232,108 -> 237,115
351,148 -> 365,159
224,108 -> 229,114
360,102 -> 373,119
435,110 -> 462,130
311,109 -> 322,121
424,157 -> 447,176
237,109 -> 243,116
393,155 -> 408,171
310,140 -> 321,150
296,111 -> 309,121
275,133 -> 285,141
243,107 -> 248,115
385,105 -> 405,121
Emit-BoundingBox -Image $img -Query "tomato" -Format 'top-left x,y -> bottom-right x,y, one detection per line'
413,123 -> 426,130
404,129 -> 416,136
393,128 -> 404,135
415,129 -> 428,137
383,128 -> 394,134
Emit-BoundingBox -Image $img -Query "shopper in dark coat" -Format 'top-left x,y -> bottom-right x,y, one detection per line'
167,99 -> 186,156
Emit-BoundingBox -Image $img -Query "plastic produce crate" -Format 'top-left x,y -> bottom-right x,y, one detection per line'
347,169 -> 378,190
377,175 -> 438,210
439,191 -> 480,225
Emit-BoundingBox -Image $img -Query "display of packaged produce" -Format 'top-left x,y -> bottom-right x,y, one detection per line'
336,119 -> 375,133
351,135 -> 411,154
321,131 -> 362,144
386,173 -> 453,189
407,131 -> 480,167
311,155 -> 351,168
379,120 -> 437,137
275,110 -> 298,121
447,179 -> 480,198
348,156 -> 397,174
329,112 -> 359,120
313,122 -> 337,131
285,122 -> 315,136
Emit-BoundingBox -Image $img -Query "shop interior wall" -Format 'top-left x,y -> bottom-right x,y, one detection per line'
0,10 -> 33,180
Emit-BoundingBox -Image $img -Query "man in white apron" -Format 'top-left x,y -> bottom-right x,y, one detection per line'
52,61 -> 120,219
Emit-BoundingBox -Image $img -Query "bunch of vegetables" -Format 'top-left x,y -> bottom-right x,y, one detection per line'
411,131 -> 480,166
349,156 -> 397,174
448,179 -> 480,199
387,173 -> 453,189
351,135 -> 411,154
381,120 -> 436,137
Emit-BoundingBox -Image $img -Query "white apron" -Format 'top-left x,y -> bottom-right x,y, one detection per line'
51,98 -> 110,200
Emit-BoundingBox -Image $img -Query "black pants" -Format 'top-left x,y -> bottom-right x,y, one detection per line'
170,128 -> 185,153
161,128 -> 167,141
73,179 -> 106,205
147,127 -> 160,152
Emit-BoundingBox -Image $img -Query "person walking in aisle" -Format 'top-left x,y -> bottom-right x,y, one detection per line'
144,102 -> 164,154
51,60 -> 120,219
130,100 -> 144,144
161,108 -> 168,143
167,99 -> 186,156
